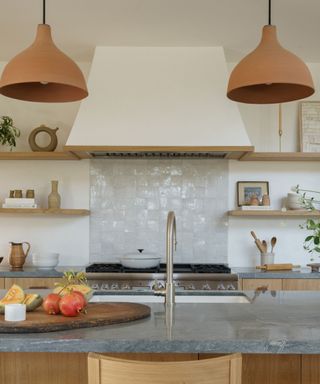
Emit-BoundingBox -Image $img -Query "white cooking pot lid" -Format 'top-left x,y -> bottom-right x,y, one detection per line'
122,249 -> 160,260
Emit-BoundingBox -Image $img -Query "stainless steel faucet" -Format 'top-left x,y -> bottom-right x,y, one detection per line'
154,211 -> 177,306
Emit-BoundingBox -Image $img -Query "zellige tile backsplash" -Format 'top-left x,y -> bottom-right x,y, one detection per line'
90,159 -> 228,264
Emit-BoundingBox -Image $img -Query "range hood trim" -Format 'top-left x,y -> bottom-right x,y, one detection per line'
64,145 -> 255,160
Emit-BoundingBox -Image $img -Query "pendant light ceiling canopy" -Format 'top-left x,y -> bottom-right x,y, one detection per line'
227,0 -> 314,104
0,0 -> 88,103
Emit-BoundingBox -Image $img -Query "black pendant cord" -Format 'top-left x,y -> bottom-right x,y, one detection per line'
268,0 -> 272,25
43,0 -> 46,24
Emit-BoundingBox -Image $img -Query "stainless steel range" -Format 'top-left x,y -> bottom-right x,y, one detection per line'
85,263 -> 238,291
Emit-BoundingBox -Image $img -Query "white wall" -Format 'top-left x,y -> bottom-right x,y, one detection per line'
227,63 -> 320,268
0,61 -> 91,266
233,63 -> 320,152
0,160 -> 90,266
228,161 -> 320,267
0,62 -> 91,151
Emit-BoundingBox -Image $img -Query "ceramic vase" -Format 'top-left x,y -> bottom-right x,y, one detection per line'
48,180 -> 61,209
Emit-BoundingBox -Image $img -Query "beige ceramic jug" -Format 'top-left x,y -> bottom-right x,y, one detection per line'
9,242 -> 31,271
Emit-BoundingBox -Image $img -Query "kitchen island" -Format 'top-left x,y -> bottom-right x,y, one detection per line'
1,290 -> 320,384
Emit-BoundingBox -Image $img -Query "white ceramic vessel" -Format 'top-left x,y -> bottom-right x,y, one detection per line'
32,252 -> 59,269
120,250 -> 161,269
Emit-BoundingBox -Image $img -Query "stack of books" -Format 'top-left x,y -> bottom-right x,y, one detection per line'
2,198 -> 37,209
240,205 -> 272,211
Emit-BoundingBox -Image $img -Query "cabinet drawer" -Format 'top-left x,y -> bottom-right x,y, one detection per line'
283,279 -> 320,291
242,278 -> 282,291
4,277 -> 62,290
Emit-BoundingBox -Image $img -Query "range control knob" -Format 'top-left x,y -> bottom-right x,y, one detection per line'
202,283 -> 211,290
217,283 -> 226,290
151,280 -> 165,290
110,283 -> 119,290
121,283 -> 131,290
227,284 -> 236,290
185,283 -> 196,290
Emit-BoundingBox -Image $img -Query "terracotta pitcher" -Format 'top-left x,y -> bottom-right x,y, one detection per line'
9,242 -> 31,271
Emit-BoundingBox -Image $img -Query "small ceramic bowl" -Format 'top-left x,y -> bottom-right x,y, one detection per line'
32,254 -> 59,270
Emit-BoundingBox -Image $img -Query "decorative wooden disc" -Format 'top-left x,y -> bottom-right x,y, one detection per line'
28,125 -> 58,152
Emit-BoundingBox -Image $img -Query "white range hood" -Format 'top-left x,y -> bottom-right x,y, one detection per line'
65,47 -> 253,159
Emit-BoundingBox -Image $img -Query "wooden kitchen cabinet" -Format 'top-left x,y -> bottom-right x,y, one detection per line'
0,278 -> 4,289
282,279 -> 320,291
242,278 -> 282,291
4,277 -> 63,290
0,352 -> 88,384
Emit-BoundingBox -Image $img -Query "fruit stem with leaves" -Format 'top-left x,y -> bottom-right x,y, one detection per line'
54,271 -> 89,295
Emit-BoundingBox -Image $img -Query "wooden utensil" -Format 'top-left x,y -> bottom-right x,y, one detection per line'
262,240 -> 268,253
256,263 -> 300,271
250,231 -> 265,253
271,237 -> 277,252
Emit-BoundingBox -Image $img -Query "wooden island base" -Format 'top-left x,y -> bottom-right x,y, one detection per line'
0,352 -> 319,384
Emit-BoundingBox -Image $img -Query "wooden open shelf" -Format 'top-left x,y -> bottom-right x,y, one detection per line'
0,152 -> 80,160
228,210 -> 320,217
0,208 -> 90,216
240,152 -> 320,162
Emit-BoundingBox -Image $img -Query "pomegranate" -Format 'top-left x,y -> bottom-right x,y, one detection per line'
43,293 -> 61,315
59,292 -> 84,317
72,291 -> 87,308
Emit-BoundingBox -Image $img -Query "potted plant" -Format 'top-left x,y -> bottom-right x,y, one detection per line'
0,116 -> 20,151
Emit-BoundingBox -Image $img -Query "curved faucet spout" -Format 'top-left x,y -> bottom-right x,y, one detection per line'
165,211 -> 177,306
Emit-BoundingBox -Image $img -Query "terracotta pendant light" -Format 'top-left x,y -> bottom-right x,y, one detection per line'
227,0 -> 314,104
0,0 -> 88,102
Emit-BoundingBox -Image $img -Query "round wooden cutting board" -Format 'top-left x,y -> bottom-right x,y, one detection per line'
0,302 -> 151,333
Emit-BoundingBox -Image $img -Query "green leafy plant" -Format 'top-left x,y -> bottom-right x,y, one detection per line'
0,116 -> 20,150
295,185 -> 320,260
299,219 -> 320,260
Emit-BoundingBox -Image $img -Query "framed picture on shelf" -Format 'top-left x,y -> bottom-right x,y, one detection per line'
299,101 -> 320,152
237,181 -> 269,207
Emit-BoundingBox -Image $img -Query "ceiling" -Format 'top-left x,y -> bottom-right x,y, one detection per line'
0,0 -> 319,63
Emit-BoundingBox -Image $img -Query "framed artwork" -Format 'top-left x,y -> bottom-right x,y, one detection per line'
299,101 -> 320,152
237,181 -> 269,206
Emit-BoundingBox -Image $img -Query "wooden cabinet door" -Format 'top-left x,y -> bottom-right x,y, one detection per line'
0,278 -> 4,289
242,354 -> 301,384
283,279 -> 320,290
0,352 -> 88,384
4,277 -> 62,290
302,355 -> 320,383
242,278 -> 282,291
200,354 -> 301,384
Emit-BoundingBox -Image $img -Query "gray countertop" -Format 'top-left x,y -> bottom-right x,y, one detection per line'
233,267 -> 320,279
0,266 -> 82,278
0,266 -> 320,279
1,290 -> 320,354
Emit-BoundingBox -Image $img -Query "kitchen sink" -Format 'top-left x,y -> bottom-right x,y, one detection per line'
90,292 -> 250,304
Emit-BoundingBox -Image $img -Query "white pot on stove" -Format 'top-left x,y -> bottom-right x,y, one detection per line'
120,249 -> 161,269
